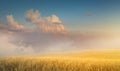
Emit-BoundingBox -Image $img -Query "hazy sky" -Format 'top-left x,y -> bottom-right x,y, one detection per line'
0,0 -> 120,31
0,0 -> 120,56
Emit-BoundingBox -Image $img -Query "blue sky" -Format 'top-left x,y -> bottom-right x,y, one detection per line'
0,0 -> 120,31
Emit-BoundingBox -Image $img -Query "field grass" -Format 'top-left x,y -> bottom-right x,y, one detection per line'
0,50 -> 120,71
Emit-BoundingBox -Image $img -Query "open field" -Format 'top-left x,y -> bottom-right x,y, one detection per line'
0,50 -> 120,71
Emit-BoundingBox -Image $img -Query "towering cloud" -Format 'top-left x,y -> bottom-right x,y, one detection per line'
25,9 -> 65,33
7,15 -> 24,30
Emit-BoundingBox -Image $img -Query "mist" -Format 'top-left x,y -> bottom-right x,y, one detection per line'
1,30 -> 120,56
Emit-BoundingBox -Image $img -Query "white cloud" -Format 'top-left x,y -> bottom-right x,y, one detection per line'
25,9 -> 40,24
7,15 -> 24,30
25,9 -> 65,33
45,15 -> 61,23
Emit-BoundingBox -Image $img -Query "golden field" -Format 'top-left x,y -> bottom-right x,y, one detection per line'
0,50 -> 120,71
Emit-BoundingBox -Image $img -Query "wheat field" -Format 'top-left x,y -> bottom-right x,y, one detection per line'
0,50 -> 120,71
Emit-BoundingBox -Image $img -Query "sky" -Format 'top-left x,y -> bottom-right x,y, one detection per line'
0,0 -> 120,31
0,0 -> 120,56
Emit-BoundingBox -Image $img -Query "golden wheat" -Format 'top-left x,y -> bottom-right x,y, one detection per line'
0,51 -> 120,71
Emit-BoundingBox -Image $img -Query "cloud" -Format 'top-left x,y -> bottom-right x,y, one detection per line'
0,34 -> 34,56
25,9 -> 40,24
0,9 -> 65,33
45,15 -> 62,23
7,15 -> 24,30
25,9 -> 65,33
